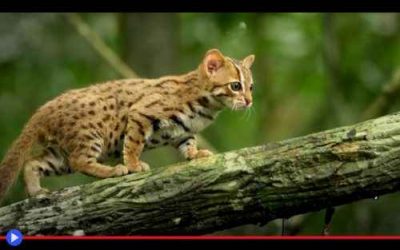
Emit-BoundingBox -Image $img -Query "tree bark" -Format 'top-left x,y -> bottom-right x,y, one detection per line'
2,111 -> 400,235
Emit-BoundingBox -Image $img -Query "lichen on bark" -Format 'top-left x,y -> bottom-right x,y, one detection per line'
1,111 -> 400,235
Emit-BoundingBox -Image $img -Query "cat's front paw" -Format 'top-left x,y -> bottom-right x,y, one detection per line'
194,149 -> 213,159
138,161 -> 151,172
127,161 -> 151,173
113,164 -> 129,176
33,188 -> 51,196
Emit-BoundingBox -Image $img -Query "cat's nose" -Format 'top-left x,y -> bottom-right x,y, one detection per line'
245,99 -> 252,107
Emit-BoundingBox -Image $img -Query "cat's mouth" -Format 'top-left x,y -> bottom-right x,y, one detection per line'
219,98 -> 252,111
230,101 -> 251,111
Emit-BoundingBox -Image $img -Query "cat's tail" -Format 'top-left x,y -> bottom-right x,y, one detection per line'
0,122 -> 38,204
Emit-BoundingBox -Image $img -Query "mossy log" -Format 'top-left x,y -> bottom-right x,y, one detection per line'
1,112 -> 400,235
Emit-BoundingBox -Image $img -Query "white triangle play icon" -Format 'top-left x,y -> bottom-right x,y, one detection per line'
11,233 -> 19,242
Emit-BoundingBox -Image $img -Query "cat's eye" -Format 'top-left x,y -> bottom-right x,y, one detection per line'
230,82 -> 242,91
250,84 -> 254,91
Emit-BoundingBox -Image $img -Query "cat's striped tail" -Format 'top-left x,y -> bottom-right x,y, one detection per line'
0,124 -> 38,204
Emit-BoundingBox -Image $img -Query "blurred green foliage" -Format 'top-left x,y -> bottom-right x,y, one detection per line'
0,13 -> 399,235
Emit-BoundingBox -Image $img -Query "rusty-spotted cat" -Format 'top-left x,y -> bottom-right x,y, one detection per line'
0,49 -> 255,200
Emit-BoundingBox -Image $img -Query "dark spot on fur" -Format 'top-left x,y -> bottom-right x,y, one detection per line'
145,100 -> 159,108
198,96 -> 209,107
170,115 -> 190,132
177,136 -> 195,147
198,111 -> 214,120
44,169 -> 51,176
187,102 -> 196,112
84,134 -> 95,141
91,130 -> 101,139
47,147 -> 58,157
163,107 -> 184,112
65,131 -> 78,141
150,139 -> 159,144
152,119 -> 161,131
90,145 -> 101,153
103,115 -> 111,122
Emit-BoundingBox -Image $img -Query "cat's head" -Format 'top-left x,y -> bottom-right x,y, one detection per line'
199,49 -> 255,110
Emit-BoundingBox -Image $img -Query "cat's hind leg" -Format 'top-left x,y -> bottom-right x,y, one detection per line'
23,147 -> 71,197
68,139 -> 129,178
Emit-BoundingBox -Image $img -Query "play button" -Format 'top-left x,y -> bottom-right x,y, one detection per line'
6,229 -> 23,247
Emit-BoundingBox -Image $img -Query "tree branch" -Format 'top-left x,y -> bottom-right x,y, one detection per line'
65,13 -> 139,78
1,111 -> 400,235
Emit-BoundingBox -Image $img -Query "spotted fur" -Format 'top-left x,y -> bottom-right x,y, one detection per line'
0,49 -> 255,199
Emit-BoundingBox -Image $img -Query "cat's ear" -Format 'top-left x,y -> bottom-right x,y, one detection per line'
242,54 -> 255,68
203,49 -> 225,76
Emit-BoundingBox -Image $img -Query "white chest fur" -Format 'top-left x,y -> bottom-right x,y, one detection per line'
144,112 -> 216,150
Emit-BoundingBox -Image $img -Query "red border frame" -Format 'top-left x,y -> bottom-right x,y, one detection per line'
1,236 -> 400,240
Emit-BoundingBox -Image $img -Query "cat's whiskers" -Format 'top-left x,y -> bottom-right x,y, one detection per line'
244,108 -> 251,121
247,106 -> 255,121
232,102 -> 238,111
239,104 -> 253,121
